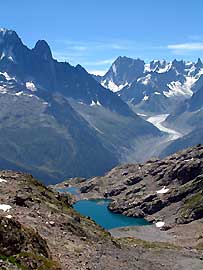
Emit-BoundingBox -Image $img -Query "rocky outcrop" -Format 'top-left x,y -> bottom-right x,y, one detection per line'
0,216 -> 57,270
70,145 -> 203,226
0,171 -> 113,269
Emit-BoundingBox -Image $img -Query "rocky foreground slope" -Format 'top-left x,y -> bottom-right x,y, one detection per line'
0,171 -> 202,269
54,145 -> 203,252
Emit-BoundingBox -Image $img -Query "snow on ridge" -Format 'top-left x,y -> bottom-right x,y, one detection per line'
96,100 -> 102,106
156,62 -> 172,73
90,100 -> 96,106
0,28 -> 8,36
144,60 -> 171,73
0,51 -> 5,60
112,63 -> 117,75
0,47 -> 15,62
138,74 -> 151,86
164,75 -> 197,98
26,81 -> 37,92
185,61 -> 193,66
8,56 -> 14,62
90,100 -> 102,106
137,112 -> 147,117
144,63 -> 151,73
101,79 -> 128,92
15,91 -> 24,96
0,72 -> 15,81
143,95 -> 149,101
0,86 -> 7,94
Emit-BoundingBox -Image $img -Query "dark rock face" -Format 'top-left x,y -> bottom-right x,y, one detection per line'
125,176 -> 143,186
104,186 -> 127,197
0,216 -> 56,270
0,216 -> 49,257
0,171 -> 113,269
100,56 -> 145,87
0,29 -> 161,184
75,145 -> 203,225
13,191 -> 33,207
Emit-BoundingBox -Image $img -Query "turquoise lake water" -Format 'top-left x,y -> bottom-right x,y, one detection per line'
73,199 -> 150,229
57,187 -> 79,195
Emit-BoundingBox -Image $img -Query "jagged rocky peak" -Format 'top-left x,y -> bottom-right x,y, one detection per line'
0,28 -> 22,45
0,28 -> 23,61
171,59 -> 185,70
0,28 -> 17,37
100,56 -> 145,91
33,39 -> 53,61
195,57 -> 203,69
148,59 -> 168,71
115,55 -> 144,65
112,56 -> 145,74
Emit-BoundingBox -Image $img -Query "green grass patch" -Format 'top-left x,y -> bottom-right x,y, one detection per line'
118,237 -> 180,250
0,255 -> 26,269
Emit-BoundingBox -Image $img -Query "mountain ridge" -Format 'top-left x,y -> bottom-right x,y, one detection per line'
0,28 -> 160,183
95,56 -> 203,114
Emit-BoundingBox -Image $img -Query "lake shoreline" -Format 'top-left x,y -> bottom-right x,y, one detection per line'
73,198 -> 150,230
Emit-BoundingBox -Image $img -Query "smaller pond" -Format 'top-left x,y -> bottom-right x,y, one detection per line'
57,187 -> 79,195
73,199 -> 150,229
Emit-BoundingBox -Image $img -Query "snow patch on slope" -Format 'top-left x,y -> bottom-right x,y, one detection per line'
101,79 -> 128,92
0,72 -> 15,81
164,75 -> 198,98
90,100 -> 102,106
137,74 -> 151,85
0,204 -> 12,212
143,95 -> 149,101
26,81 -> 37,92
112,64 -> 117,75
156,62 -> 172,73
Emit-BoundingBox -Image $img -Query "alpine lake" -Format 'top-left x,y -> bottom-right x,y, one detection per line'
58,187 -> 150,230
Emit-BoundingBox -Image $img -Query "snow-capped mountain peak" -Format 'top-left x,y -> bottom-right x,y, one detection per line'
144,60 -> 172,74
94,57 -> 203,113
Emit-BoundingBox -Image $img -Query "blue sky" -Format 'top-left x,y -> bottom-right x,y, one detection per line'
1,0 -> 203,74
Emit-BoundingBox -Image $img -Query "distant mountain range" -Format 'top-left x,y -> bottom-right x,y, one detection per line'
94,56 -> 203,157
0,28 -> 160,183
1,28 -> 202,183
161,84 -> 203,156
94,56 -> 203,114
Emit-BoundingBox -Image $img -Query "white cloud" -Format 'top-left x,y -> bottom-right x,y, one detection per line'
72,45 -> 87,51
83,59 -> 115,66
88,70 -> 106,76
168,42 -> 203,51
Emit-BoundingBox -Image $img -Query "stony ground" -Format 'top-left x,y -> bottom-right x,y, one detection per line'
62,145 -> 203,247
0,168 -> 203,269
